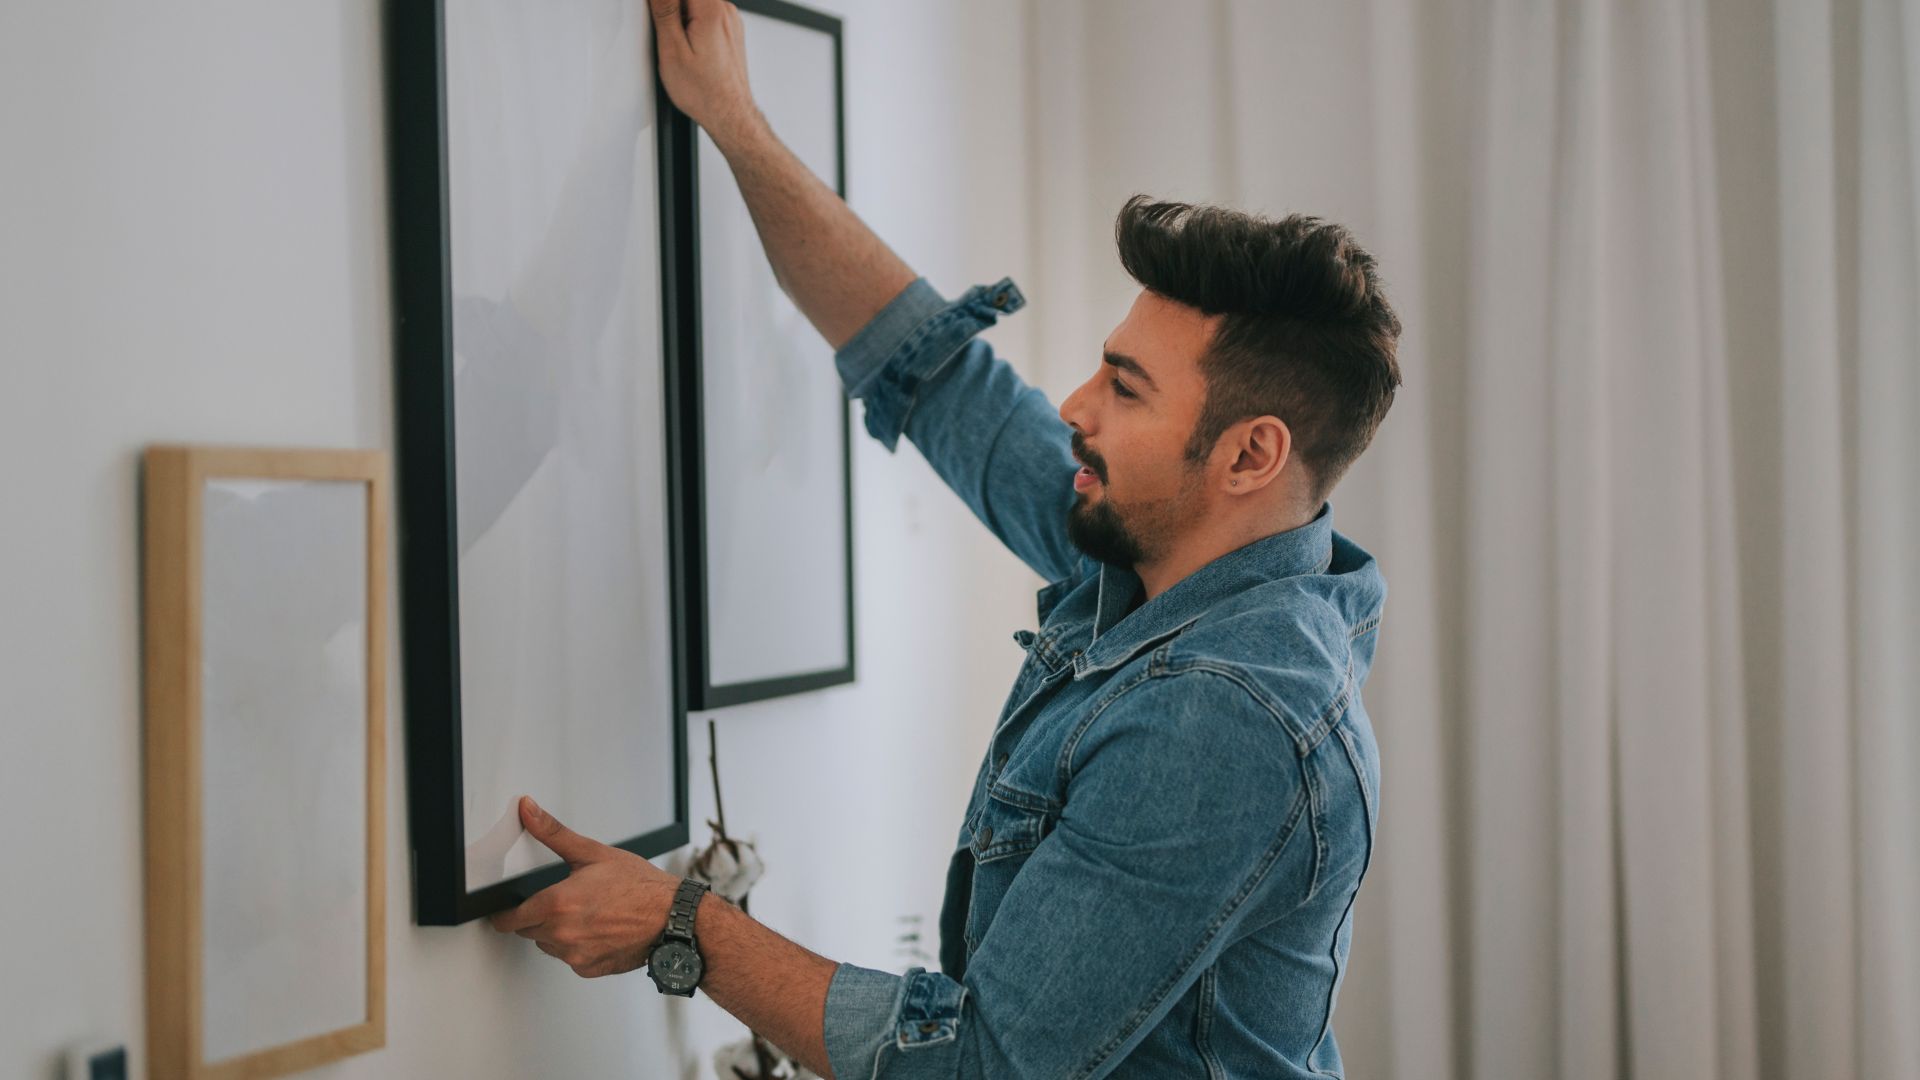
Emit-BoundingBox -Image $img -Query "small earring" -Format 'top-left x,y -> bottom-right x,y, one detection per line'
1230,480 -> 1239,487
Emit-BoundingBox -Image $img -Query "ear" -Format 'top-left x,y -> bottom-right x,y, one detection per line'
1219,416 -> 1291,495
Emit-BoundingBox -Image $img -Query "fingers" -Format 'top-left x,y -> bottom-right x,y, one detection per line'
535,942 -> 619,979
487,893 -> 550,935
518,796 -> 604,865
648,0 -> 690,63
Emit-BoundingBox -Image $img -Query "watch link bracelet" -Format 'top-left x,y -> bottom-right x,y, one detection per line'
647,877 -> 710,997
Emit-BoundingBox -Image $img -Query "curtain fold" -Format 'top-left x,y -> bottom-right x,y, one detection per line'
1022,2 -> 1920,1077
1852,3 -> 1920,1078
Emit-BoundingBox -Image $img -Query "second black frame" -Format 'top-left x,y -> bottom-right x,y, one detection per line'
387,0 -> 692,926
658,0 -> 856,711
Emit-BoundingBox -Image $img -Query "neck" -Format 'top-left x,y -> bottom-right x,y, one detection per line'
1134,503 -> 1320,601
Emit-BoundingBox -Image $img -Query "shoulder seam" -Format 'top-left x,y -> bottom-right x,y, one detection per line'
1152,653 -> 1353,756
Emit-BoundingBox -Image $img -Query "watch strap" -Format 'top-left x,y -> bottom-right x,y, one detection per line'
664,876 -> 709,941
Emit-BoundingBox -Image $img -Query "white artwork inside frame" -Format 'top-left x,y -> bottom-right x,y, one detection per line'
199,478 -> 368,1063
444,0 -> 678,889
697,9 -> 850,689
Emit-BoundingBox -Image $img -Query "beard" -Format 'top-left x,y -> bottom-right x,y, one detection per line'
1066,432 -> 1150,565
1067,493 -> 1150,566
1064,437 -> 1205,567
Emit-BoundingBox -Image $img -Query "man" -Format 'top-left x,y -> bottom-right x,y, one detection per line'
488,0 -> 1403,1075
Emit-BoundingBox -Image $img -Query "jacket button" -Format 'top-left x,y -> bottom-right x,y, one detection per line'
919,1021 -> 941,1035
978,825 -> 994,847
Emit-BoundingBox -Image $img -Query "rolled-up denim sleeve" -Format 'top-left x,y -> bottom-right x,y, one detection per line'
822,963 -> 970,1080
834,277 -> 1081,582
818,671 -> 1318,1080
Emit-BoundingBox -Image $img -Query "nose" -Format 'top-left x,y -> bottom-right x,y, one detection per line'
1058,371 -> 1095,433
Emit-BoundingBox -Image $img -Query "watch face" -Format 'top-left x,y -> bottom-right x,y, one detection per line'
650,940 -> 703,992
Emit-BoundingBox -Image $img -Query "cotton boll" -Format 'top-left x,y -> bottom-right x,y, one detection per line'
712,1038 -> 761,1079
687,834 -> 766,903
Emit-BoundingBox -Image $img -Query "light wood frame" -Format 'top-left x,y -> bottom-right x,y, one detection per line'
142,446 -> 388,1080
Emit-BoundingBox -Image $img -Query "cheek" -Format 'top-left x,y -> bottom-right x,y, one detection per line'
1109,428 -> 1189,494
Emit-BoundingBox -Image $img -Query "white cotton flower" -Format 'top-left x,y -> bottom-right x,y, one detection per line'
688,834 -> 766,903
712,1038 -> 762,1079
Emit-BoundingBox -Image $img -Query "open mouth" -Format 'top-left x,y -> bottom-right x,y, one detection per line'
1070,436 -> 1106,492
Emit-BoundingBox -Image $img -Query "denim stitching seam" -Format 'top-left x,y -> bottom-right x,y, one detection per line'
1069,773 -> 1312,1079
1155,657 -> 1338,755
1300,729 -> 1379,1077
1196,965 -> 1226,1080
884,293 -> 1000,434
1297,657 -> 1356,749
1053,666 -> 1157,791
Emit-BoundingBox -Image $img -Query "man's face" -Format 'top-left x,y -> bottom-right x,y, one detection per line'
1057,289 -> 1220,567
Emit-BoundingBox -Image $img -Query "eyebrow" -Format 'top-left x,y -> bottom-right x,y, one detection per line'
1102,350 -> 1159,392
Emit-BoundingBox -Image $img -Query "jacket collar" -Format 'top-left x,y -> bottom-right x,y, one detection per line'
1072,502 -> 1336,679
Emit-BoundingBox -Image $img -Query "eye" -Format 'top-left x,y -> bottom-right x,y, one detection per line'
1109,376 -> 1137,400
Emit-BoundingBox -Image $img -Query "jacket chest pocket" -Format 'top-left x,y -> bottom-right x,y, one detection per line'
996,638 -> 1083,757
963,786 -> 1057,952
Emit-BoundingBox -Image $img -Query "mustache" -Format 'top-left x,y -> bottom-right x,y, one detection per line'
1070,433 -> 1107,482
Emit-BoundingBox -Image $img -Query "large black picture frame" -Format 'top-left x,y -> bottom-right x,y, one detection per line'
385,0 -> 690,927
658,0 -> 855,711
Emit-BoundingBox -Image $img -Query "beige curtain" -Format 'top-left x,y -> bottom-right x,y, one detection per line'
1022,2 -> 1920,1077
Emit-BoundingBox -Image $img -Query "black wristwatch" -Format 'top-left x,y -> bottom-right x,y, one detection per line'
647,877 -> 709,997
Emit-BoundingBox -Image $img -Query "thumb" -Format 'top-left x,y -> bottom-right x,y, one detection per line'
519,796 -> 601,865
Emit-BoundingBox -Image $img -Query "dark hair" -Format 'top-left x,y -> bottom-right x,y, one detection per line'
1114,195 -> 1402,504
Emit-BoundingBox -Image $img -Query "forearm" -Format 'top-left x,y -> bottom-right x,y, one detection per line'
693,890 -> 841,1079
711,113 -> 918,350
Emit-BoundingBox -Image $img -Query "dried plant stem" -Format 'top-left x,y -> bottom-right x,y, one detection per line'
706,718 -> 787,1079
750,1034 -> 780,1077
708,717 -> 729,839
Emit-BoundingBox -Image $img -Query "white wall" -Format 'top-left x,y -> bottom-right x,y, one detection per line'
0,2 -> 1037,1076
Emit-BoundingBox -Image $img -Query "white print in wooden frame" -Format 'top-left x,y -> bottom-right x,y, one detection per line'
142,446 -> 387,1080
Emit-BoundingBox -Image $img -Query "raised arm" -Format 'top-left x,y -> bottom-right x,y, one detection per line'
650,0 -> 1082,581
650,0 -> 914,348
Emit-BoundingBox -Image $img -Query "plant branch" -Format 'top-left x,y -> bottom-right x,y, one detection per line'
708,717 -> 729,839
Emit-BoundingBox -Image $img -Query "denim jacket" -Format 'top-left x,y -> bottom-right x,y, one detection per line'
822,277 -> 1387,1079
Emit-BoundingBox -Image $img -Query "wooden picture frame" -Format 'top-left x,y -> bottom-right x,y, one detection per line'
141,446 -> 387,1080
659,0 -> 855,709
385,0 -> 690,926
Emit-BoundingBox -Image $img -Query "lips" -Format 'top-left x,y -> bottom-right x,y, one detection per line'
1069,435 -> 1106,485
1070,447 -> 1104,491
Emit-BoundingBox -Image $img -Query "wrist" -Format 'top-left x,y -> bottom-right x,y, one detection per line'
648,877 -> 712,996
709,104 -> 771,160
